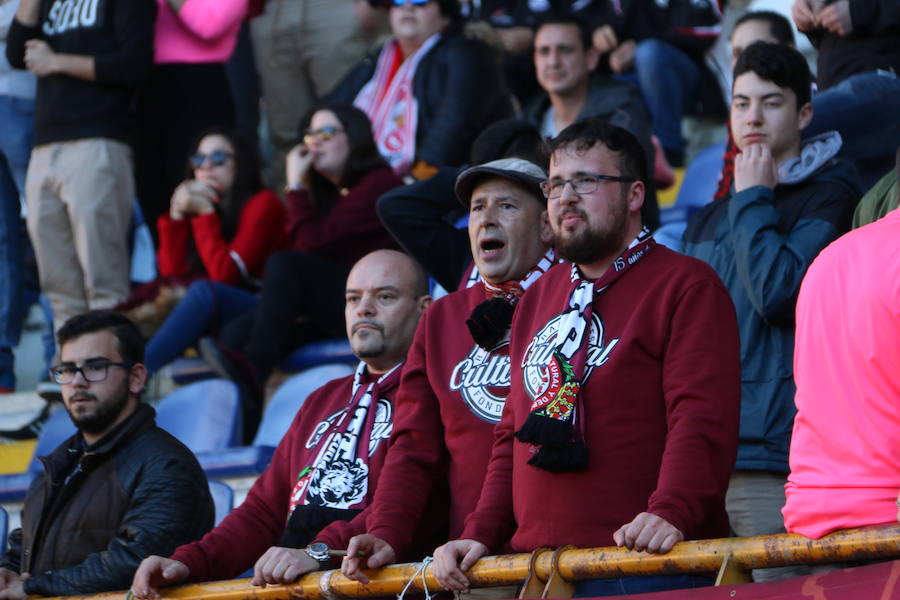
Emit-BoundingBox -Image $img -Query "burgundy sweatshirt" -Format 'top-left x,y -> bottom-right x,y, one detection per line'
364,282 -> 513,555
171,369 -> 398,580
461,248 -> 741,552
286,166 -> 402,269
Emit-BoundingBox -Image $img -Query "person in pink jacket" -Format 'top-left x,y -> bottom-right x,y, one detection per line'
135,0 -> 248,241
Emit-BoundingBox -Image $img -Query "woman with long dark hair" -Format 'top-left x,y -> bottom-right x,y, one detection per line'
156,126 -> 286,284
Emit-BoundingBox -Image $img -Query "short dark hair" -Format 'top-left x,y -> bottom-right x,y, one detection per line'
732,10 -> 795,46
470,118 -> 547,169
548,118 -> 648,185
57,311 -> 145,364
533,12 -> 593,50
733,41 -> 812,108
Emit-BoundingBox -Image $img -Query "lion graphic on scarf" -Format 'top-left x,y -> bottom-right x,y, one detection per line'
306,457 -> 369,509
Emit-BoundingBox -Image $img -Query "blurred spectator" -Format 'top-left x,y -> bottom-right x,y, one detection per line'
377,118 -> 546,293
783,151 -> 900,542
0,0 -> 36,392
793,0 -> 900,188
326,0 -> 512,179
5,0 -> 155,337
852,164 -> 898,228
522,12 -> 658,229
682,42 -> 860,581
588,0 -> 726,167
205,106 -> 403,428
714,10 -> 796,202
130,250 -> 430,598
120,128 -> 286,341
135,0 -> 247,242
251,0 -> 382,191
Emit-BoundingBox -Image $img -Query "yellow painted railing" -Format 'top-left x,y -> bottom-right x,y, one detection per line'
42,524 -> 900,600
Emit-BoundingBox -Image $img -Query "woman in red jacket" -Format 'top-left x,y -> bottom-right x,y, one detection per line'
144,128 -> 286,374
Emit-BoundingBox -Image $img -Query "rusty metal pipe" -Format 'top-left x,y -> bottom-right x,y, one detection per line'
42,525 -> 900,600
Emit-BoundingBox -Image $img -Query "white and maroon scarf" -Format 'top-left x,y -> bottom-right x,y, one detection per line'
288,362 -> 402,515
515,228 -> 656,471
353,34 -> 440,175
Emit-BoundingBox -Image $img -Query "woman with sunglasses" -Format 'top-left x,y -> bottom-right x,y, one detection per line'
135,128 -> 285,387
325,0 -> 511,180
156,127 -> 287,285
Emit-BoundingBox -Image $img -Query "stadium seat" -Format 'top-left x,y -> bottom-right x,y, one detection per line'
208,480 -> 234,526
277,339 -> 356,374
155,379 -> 243,454
655,141 -> 727,250
0,406 -> 76,503
0,506 -> 7,554
197,364 -> 354,479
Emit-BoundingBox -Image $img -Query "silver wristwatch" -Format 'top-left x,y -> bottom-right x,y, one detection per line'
305,541 -> 331,565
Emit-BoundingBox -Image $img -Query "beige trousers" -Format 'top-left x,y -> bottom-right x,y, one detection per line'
25,138 -> 133,334
250,0 -> 377,189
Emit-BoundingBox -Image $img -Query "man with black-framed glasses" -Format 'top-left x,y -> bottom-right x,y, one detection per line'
0,310 -> 213,599
434,119 -> 741,597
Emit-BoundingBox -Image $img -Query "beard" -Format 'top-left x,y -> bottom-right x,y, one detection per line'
554,202 -> 629,266
350,320 -> 387,359
65,383 -> 131,436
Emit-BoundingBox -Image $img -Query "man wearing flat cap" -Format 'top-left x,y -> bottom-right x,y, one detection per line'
340,157 -> 557,578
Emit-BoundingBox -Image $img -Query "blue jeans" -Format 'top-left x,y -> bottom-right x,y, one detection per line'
573,574 -> 712,597
0,95 -> 35,390
629,39 -> 701,165
145,280 -> 258,373
807,71 -> 900,188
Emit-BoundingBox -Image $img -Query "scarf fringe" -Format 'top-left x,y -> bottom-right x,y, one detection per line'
527,440 -> 589,472
466,298 -> 515,350
515,412 -> 573,446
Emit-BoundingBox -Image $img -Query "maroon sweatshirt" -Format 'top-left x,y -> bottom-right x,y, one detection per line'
170,368 -> 399,580
461,248 -> 741,552
287,166 -> 402,269
364,282 -> 513,555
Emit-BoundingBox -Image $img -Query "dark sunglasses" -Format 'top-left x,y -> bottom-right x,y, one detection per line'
303,125 -> 344,145
190,150 -> 234,168
391,0 -> 431,6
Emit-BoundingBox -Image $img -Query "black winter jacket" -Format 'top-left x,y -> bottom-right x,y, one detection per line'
325,25 -> 514,169
0,403 -> 213,596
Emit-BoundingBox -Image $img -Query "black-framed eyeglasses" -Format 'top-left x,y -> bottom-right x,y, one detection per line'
391,0 -> 431,6
49,361 -> 135,384
540,174 -> 637,199
190,150 -> 234,169
303,125 -> 344,145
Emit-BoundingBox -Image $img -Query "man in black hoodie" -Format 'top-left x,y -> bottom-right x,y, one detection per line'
5,0 -> 155,338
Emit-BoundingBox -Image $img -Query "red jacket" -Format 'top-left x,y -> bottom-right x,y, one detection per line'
156,188 -> 287,285
287,166 -> 402,269
461,249 -> 741,552
170,368 -> 399,580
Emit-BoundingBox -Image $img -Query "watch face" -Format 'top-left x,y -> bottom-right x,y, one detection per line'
309,542 -> 328,555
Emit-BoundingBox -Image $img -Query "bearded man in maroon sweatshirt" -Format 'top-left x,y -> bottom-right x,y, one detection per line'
433,119 -> 741,597
339,158 -> 557,581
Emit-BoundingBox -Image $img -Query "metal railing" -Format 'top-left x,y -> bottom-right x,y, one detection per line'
44,524 -> 900,600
